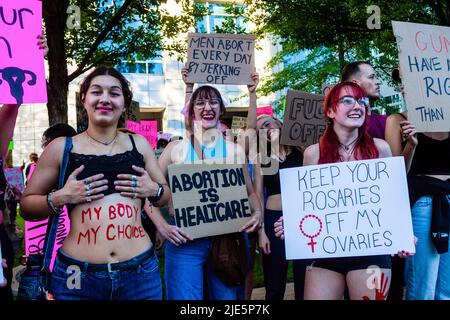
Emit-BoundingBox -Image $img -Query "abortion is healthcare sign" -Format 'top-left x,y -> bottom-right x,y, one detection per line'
280,157 -> 415,259
0,0 -> 47,104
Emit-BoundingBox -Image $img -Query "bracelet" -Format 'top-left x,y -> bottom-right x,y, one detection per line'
47,190 -> 63,215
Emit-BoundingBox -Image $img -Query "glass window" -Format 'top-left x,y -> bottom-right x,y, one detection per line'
194,2 -> 248,33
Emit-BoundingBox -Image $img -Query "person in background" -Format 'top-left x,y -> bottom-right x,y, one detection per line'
274,82 -> 414,300
340,61 -> 386,139
385,69 -> 450,300
383,68 -> 418,299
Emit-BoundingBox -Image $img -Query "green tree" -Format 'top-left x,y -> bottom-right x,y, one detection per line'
43,0 -> 193,125
248,0 -> 443,112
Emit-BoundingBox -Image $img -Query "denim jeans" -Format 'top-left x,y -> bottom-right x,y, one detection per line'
165,237 -> 238,300
405,195 -> 450,300
50,246 -> 162,300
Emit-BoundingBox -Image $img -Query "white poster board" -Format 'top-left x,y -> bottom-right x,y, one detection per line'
392,21 -> 450,132
280,157 -> 415,259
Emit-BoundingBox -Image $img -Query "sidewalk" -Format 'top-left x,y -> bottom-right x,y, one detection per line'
251,282 -> 295,300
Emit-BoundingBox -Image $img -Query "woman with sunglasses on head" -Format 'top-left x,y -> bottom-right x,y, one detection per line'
20,66 -> 170,300
274,82 -> 414,300
156,67 -> 262,300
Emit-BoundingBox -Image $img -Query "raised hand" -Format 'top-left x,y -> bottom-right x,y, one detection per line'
37,33 -> 48,57
247,72 -> 259,93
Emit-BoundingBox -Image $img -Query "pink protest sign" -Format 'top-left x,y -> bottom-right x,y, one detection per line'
126,120 -> 158,149
0,0 -> 47,104
25,208 -> 70,271
256,105 -> 274,118
4,167 -> 24,193
24,164 -> 70,271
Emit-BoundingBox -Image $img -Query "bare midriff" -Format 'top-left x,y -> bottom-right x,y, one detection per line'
61,193 -> 150,263
266,194 -> 282,211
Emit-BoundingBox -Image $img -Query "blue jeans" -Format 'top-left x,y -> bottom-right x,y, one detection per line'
50,246 -> 162,300
165,237 -> 238,300
405,195 -> 450,300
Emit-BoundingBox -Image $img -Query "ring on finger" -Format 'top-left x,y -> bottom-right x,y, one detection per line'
133,192 -> 137,199
86,190 -> 92,197
85,184 -> 92,191
84,178 -> 91,185
131,180 -> 137,188
86,196 -> 92,203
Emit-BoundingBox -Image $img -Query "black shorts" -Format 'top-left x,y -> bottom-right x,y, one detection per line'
308,255 -> 391,275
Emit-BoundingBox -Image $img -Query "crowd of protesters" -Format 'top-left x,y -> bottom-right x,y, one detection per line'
1,54 -> 449,300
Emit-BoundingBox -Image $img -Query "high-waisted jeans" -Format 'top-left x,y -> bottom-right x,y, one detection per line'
50,246 -> 162,300
405,195 -> 450,300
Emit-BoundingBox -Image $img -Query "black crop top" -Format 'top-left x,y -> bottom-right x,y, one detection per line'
64,135 -> 146,212
263,148 -> 303,197
409,133 -> 450,176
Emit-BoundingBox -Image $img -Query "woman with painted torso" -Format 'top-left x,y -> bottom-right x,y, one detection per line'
20,67 -> 169,300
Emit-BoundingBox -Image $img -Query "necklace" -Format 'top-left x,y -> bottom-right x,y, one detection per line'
339,136 -> 359,160
85,130 -> 118,146
339,136 -> 359,151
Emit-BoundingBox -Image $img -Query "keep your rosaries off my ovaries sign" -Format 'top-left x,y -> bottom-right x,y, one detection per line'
280,157 -> 415,259
168,163 -> 252,239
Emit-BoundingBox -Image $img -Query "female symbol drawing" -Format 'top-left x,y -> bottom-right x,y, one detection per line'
0,66 -> 36,104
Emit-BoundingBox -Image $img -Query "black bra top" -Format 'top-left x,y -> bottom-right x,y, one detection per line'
64,135 -> 145,213
263,148 -> 303,197
409,133 -> 450,176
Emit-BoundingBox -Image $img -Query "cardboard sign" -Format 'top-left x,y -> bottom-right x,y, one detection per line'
168,163 -> 252,239
126,120 -> 158,149
126,100 -> 140,123
231,116 -> 247,134
321,83 -> 334,95
4,167 -> 24,193
281,89 -> 326,148
392,21 -> 450,132
280,157 -> 415,259
256,105 -> 274,118
186,33 -> 255,85
24,208 -> 70,271
0,0 -> 47,104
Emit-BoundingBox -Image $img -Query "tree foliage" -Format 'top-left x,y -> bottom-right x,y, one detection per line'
247,0 -> 445,113
44,0 -> 195,125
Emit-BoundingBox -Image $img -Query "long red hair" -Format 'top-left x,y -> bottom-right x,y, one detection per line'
319,81 -> 378,164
